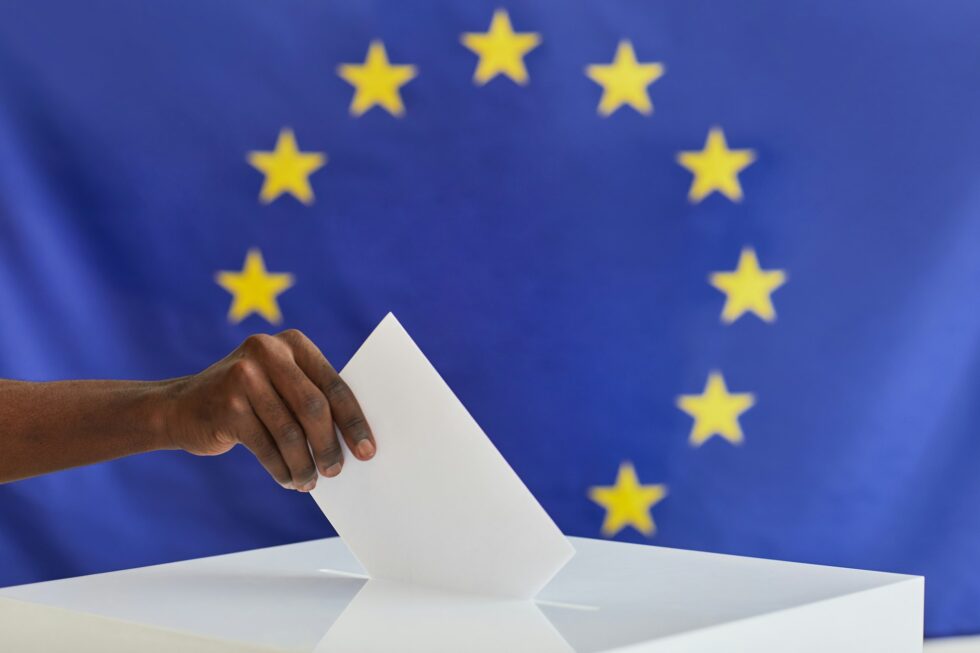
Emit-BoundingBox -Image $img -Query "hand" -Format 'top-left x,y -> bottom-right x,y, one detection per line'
161,329 -> 375,492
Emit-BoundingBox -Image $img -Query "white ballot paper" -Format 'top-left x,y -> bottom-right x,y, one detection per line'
310,313 -> 574,598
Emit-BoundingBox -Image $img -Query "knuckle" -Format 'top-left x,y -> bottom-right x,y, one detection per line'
315,442 -> 342,462
279,423 -> 305,445
301,393 -> 327,418
224,394 -> 251,418
277,328 -> 304,344
342,414 -> 366,431
325,378 -> 350,400
228,359 -> 257,385
250,436 -> 278,460
242,333 -> 274,355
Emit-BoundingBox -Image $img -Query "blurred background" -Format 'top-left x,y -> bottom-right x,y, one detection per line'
0,0 -> 978,646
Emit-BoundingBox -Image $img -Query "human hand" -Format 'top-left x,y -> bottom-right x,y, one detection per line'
160,330 -> 374,491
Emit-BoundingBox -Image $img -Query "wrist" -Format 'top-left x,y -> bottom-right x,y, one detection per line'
141,379 -> 184,452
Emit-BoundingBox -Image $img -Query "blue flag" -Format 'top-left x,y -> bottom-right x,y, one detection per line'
1,0 -> 978,638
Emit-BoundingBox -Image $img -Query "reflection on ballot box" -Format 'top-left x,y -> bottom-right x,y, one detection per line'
315,578 -> 575,652
0,536 -> 922,652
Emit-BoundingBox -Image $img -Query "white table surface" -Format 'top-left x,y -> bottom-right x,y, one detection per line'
0,536 -> 923,652
926,639 -> 980,652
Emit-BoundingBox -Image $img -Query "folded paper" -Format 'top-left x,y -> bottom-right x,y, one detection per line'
310,313 -> 574,598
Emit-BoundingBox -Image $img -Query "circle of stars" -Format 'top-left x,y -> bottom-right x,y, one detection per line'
211,8 -> 790,541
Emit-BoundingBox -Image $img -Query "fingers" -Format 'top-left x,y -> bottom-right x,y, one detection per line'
239,420 -> 293,490
232,330 -> 374,492
259,338 -> 345,479
218,381 -> 293,489
234,343 -> 320,491
279,329 -> 376,462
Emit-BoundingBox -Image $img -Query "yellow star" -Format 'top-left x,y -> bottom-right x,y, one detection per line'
710,248 -> 787,323
676,127 -> 756,203
246,128 -> 326,205
337,40 -> 418,117
676,372 -> 755,446
215,249 -> 295,325
589,462 -> 667,537
585,40 -> 665,116
461,9 -> 541,85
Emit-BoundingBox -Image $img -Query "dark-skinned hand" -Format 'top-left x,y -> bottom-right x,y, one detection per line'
162,329 -> 375,492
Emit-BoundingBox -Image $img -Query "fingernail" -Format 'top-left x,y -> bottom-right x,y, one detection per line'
357,440 -> 375,460
298,478 -> 317,492
323,462 -> 342,478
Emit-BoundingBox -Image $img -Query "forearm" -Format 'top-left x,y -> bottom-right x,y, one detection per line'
0,330 -> 374,488
0,379 -> 178,483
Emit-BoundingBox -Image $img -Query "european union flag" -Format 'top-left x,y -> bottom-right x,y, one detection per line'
1,0 -> 978,639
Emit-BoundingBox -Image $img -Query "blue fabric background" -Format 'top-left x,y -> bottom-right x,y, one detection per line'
0,0 -> 978,637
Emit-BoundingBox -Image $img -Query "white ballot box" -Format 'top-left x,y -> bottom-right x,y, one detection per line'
0,535 -> 922,653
